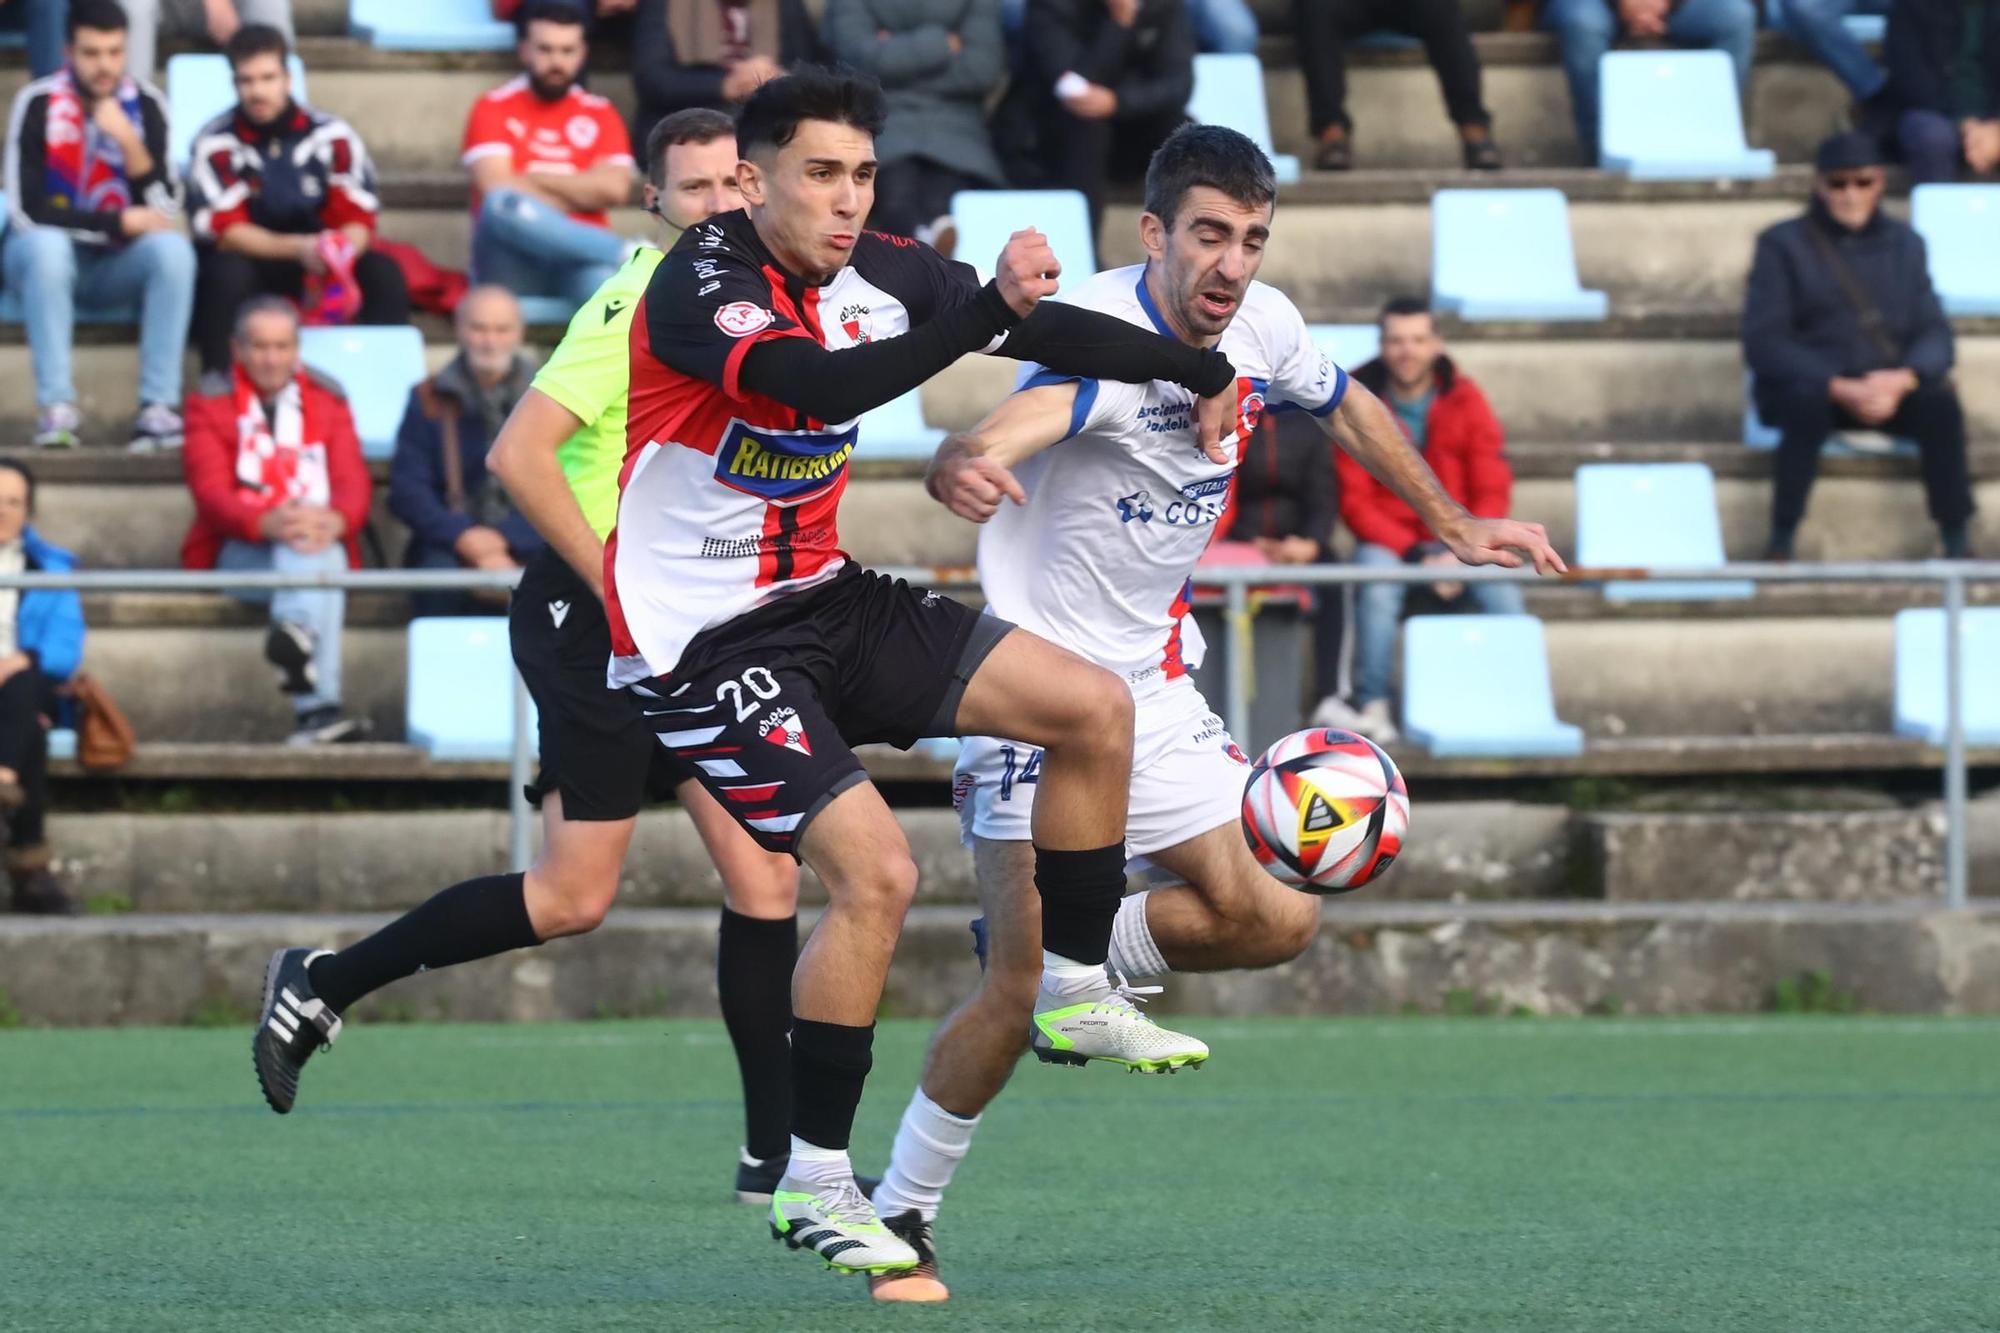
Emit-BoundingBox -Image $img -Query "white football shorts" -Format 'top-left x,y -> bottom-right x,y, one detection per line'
953,670 -> 1252,860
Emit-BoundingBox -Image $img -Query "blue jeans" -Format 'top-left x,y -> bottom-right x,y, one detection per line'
217,540 -> 347,715
1778,0 -> 1889,100
1187,0 -> 1258,53
2,228 -> 195,409
0,0 -> 64,78
1543,0 -> 1757,161
471,189 -> 623,307
1351,541 -> 1526,707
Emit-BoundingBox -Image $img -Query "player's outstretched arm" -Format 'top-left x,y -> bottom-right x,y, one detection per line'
1323,379 -> 1566,575
487,388 -> 604,597
923,383 -> 1079,523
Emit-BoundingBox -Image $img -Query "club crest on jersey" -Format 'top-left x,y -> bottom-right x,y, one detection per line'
1116,490 -> 1154,523
760,707 -> 812,755
714,420 -> 857,504
714,302 -> 773,337
838,302 -> 873,345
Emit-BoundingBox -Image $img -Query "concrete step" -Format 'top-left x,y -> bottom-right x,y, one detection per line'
6,899 -> 1997,1024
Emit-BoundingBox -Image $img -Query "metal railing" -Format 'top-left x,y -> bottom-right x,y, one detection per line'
3,559 -> 1993,906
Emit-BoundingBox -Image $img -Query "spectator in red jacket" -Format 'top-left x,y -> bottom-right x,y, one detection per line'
181,296 -> 373,744
1324,297 -> 1518,744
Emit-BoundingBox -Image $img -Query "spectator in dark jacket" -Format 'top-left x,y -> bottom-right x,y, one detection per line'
1215,407 -> 1345,723
1329,298 -> 1517,745
390,286 -> 544,617
825,0 -> 1007,243
1876,0 -> 2000,182
1294,0 -> 1501,171
628,0 -> 824,145
1743,133 -> 1973,560
996,0 -> 1194,235
0,462 -> 86,915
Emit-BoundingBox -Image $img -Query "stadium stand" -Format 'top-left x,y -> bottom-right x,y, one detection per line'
1429,189 -> 1609,321
299,325 -> 429,460
857,390 -> 947,462
1911,184 -> 2000,318
949,189 -> 1096,281
1306,323 -> 1380,377
1893,607 -> 2000,745
1186,54 -> 1302,185
404,616 -> 534,760
349,0 -> 513,51
1597,50 -> 1775,180
1574,463 -> 1754,601
165,52 -> 309,172
1400,614 -> 1585,757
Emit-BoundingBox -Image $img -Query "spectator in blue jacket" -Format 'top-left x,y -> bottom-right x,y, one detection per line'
389,285 -> 544,617
0,460 -> 85,915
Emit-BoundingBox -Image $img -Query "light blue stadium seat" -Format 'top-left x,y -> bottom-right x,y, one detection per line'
1598,51 -> 1774,180
299,325 -> 427,460
1911,184 -> 2000,316
1892,607 -> 2000,745
1574,463 -> 1753,601
515,295 -> 582,326
1186,55 -> 1301,186
1742,370 -> 1916,456
950,189 -> 1096,282
47,728 -> 76,762
351,0 -> 514,50
1430,190 -> 1608,322
1401,615 -> 1584,757
406,617 -> 537,760
858,389 -> 945,461
0,193 -> 143,322
1842,13 -> 1886,41
167,54 -> 308,172
1306,323 -> 1379,374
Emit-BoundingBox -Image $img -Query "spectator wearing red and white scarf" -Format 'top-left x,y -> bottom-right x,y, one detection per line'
182,297 -> 373,745
2,0 -> 194,451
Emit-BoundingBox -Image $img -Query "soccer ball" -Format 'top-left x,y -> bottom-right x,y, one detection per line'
1240,728 -> 1409,894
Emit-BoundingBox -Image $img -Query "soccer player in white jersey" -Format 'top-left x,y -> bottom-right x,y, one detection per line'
863,124 -> 1566,1302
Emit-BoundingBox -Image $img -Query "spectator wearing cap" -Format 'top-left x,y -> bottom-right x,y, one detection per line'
1541,0 -> 1757,165
1875,0 -> 2000,183
1743,132 -> 1974,560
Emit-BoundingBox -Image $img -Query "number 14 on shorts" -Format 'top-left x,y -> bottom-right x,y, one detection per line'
998,745 -> 1041,801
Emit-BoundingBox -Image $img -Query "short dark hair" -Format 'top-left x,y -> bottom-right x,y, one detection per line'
67,0 -> 129,40
645,107 -> 736,188
1142,124 -> 1277,229
0,459 -> 38,518
225,23 -> 290,70
735,66 -> 885,158
1378,295 -> 1435,329
514,0 -> 587,40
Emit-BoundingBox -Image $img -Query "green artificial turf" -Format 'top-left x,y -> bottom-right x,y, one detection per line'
3,1016 -> 1998,1331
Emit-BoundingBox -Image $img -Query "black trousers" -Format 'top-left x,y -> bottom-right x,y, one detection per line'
193,247 -> 413,374
871,159 -> 992,241
1758,379 -> 1976,535
1293,0 -> 1491,135
0,667 -> 53,849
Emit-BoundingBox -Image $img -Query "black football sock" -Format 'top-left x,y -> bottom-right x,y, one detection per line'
1033,844 -> 1127,965
788,1018 -> 874,1151
717,908 -> 798,1161
306,872 -> 538,1014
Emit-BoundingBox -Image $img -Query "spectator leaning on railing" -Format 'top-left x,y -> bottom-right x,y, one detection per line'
1743,132 -> 1975,561
3,0 -> 194,452
389,285 -> 545,617
0,460 -> 85,916
180,296 -> 373,745
185,25 -> 410,376
1325,296 -> 1519,745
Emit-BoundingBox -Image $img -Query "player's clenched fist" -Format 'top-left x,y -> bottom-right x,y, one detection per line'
925,436 -> 1028,523
995,227 -> 1061,318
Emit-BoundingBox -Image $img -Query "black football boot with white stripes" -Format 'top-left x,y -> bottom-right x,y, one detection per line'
253,947 -> 343,1114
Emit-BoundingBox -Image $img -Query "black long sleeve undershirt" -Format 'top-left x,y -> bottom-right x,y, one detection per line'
736,282 -> 1234,424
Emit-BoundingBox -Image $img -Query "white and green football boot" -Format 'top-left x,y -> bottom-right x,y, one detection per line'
1031,970 -> 1210,1072
769,1174 -> 920,1275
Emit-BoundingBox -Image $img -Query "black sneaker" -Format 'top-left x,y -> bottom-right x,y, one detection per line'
287,706 -> 371,746
253,947 -> 343,1114
265,623 -> 317,695
869,1210 -> 949,1302
735,1150 -> 880,1205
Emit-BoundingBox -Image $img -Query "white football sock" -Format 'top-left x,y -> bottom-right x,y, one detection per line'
871,1089 -> 983,1222
786,1137 -> 853,1187
1041,950 -> 1108,997
1107,890 -> 1168,979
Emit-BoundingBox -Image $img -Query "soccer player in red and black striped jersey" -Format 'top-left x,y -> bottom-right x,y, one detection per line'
608,68 -> 1239,1274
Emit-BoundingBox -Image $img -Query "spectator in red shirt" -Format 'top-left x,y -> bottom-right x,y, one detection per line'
181,297 -> 373,745
464,2 -> 636,309
1327,297 -> 1518,744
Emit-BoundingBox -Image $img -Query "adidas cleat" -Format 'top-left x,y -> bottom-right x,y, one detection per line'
1031,970 -> 1209,1073
769,1175 -> 919,1275
869,1210 -> 949,1303
252,947 -> 342,1114
735,1149 -> 880,1206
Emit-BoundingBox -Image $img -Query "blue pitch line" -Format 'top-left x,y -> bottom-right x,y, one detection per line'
9,1087 -> 2000,1122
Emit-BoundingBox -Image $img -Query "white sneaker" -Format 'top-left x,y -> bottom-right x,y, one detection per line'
1352,698 -> 1401,746
769,1174 -> 920,1275
1031,969 -> 1209,1073
1310,694 -> 1365,730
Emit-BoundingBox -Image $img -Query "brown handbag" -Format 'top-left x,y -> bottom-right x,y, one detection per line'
66,674 -> 136,771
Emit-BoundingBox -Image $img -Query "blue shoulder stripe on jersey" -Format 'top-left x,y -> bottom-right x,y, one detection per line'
1020,368 -> 1099,440
1308,363 -> 1350,417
